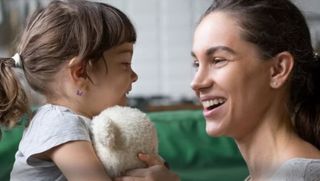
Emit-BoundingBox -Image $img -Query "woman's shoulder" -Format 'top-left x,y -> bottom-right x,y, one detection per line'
271,158 -> 320,180
303,158 -> 320,180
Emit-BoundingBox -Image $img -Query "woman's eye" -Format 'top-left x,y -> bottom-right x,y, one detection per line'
192,60 -> 199,68
212,58 -> 228,67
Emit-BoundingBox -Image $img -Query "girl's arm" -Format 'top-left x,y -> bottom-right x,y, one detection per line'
46,140 -> 111,181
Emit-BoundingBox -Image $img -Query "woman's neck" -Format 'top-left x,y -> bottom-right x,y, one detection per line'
235,110 -> 297,180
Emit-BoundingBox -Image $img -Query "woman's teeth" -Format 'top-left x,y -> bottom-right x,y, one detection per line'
202,98 -> 226,110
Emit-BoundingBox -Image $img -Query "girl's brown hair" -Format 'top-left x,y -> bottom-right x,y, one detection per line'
0,0 -> 136,136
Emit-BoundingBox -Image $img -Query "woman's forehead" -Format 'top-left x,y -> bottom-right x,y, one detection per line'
192,12 -> 242,55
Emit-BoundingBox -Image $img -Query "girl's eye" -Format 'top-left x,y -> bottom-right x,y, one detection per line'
121,62 -> 131,70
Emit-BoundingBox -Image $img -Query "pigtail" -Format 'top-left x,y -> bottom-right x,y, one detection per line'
0,57 -> 29,139
293,53 -> 320,149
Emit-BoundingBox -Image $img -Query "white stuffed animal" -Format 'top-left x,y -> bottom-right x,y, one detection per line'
90,106 -> 159,178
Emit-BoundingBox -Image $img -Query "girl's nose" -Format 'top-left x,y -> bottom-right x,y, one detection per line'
191,68 -> 212,92
131,70 -> 138,82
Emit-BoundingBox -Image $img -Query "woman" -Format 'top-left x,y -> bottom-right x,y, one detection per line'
191,0 -> 320,180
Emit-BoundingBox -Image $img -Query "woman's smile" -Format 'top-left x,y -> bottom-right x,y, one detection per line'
201,96 -> 227,118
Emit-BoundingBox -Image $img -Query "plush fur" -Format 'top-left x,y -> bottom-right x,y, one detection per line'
90,106 -> 159,178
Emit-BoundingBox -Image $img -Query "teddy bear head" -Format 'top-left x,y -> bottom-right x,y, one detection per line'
90,106 -> 159,178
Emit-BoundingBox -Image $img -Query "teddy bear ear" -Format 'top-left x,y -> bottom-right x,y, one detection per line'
98,118 -> 117,149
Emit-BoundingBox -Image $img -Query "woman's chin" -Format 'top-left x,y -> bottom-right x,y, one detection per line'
205,122 -> 225,137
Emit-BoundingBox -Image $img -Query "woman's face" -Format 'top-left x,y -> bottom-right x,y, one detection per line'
191,12 -> 274,139
86,42 -> 138,116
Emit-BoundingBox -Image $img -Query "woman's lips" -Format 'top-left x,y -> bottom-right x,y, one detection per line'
201,97 -> 226,118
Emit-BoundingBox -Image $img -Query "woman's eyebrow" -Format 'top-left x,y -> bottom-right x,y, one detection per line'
191,51 -> 196,58
205,46 -> 236,56
191,45 -> 236,58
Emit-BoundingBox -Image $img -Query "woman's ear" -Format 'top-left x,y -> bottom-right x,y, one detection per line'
269,51 -> 294,88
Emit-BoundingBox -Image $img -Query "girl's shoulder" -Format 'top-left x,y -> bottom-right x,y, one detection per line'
26,104 -> 91,139
20,104 -> 92,157
34,104 -> 90,125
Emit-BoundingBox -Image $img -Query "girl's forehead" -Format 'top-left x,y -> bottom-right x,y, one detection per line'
104,43 -> 134,55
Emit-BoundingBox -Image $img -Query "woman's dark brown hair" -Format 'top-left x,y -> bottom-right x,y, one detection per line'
202,0 -> 320,149
0,0 -> 136,137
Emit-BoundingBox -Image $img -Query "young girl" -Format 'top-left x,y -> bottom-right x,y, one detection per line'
191,0 -> 320,180
0,0 -> 178,180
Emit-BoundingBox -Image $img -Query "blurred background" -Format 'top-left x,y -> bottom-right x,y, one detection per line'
0,0 -> 319,111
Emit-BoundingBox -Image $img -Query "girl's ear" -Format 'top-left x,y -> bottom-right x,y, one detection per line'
269,51 -> 294,88
68,57 -> 89,93
68,57 -> 87,83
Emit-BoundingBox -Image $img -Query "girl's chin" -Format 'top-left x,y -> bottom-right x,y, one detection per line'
118,98 -> 127,106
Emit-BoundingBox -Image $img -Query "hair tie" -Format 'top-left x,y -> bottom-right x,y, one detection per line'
11,53 -> 22,68
314,52 -> 319,62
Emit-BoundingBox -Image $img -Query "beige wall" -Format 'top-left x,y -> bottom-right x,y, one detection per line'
99,0 -> 212,99
1,0 -> 319,100
98,0 -> 320,99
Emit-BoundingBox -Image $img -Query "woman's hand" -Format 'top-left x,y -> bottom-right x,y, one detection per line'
113,153 -> 180,181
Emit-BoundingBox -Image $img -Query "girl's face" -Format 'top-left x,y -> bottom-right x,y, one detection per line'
191,12 -> 274,139
86,42 -> 138,116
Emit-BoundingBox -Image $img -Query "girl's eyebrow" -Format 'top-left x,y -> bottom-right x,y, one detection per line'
117,49 -> 133,55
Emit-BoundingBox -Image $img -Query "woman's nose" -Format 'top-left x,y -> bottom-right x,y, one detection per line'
191,68 -> 212,92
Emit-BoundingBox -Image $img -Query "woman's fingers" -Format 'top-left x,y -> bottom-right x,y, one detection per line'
125,168 -> 150,176
138,153 -> 164,167
113,153 -> 177,181
114,177 -> 143,181
113,165 -> 180,181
